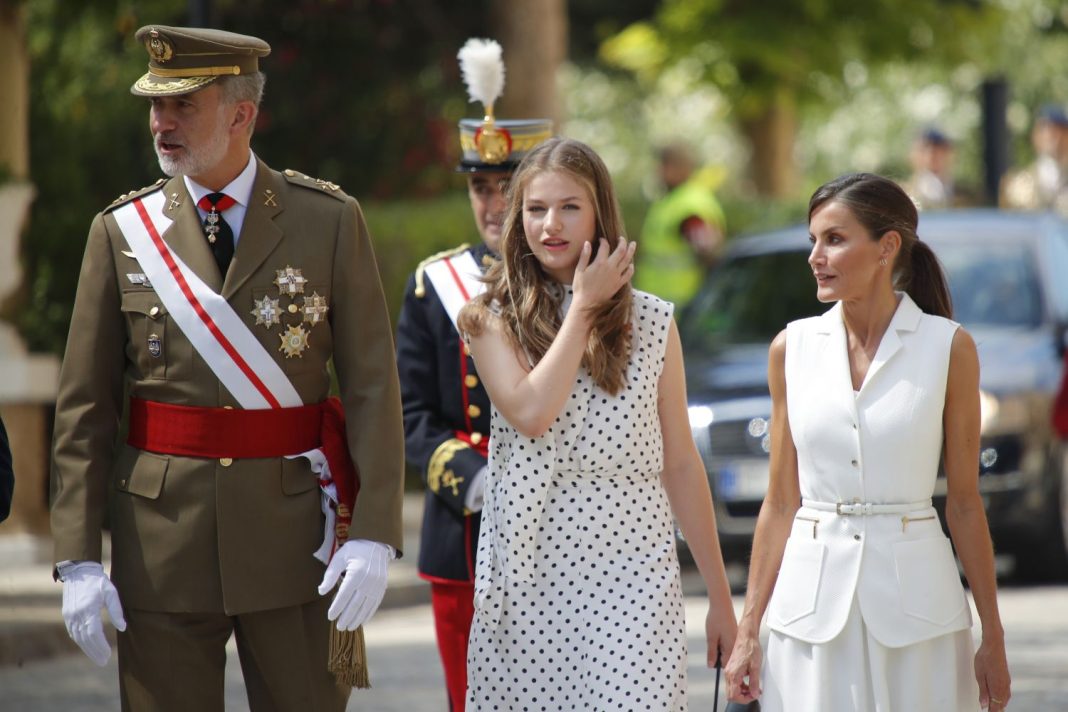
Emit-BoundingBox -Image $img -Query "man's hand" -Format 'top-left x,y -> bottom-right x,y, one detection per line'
60,561 -> 127,666
318,539 -> 393,630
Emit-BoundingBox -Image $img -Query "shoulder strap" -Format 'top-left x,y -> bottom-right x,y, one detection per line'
422,250 -> 486,329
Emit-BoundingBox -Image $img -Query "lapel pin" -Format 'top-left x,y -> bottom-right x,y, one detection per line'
263,189 -> 278,207
168,193 -> 182,210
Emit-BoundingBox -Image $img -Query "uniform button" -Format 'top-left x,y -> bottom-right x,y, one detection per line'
470,432 -> 483,445
465,374 -> 479,388
284,169 -> 296,176
224,405 -> 234,410
468,404 -> 481,418
149,306 -> 160,318
288,304 -> 299,313
853,534 -> 862,541
220,457 -> 233,467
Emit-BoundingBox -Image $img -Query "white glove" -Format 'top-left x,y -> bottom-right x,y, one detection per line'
60,561 -> 127,666
464,466 -> 487,513
317,539 -> 393,630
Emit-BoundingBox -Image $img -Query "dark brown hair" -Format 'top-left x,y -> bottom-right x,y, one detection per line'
458,137 -> 632,394
808,172 -> 953,319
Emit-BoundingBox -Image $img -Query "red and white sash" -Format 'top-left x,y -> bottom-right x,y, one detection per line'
112,189 -> 340,563
423,250 -> 486,328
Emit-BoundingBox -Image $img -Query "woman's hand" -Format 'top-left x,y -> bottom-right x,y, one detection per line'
706,604 -> 738,670
571,236 -> 635,310
724,630 -> 762,703
975,633 -> 1010,711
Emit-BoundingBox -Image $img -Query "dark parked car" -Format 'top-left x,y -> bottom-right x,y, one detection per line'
681,209 -> 1068,579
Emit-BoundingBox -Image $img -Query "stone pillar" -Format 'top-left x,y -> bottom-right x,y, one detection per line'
0,4 -> 60,537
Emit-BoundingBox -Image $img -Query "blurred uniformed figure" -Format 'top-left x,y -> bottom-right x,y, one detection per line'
394,38 -> 550,711
901,127 -> 961,211
635,142 -> 727,308
1001,104 -> 1068,213
49,25 -> 404,710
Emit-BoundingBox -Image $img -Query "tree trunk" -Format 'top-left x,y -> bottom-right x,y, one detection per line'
0,1 -> 29,180
489,0 -> 568,127
738,85 -> 798,198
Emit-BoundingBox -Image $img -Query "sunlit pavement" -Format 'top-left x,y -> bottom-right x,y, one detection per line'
3,584 -> 1067,711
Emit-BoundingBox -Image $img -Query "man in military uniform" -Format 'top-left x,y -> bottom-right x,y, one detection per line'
49,26 -> 404,710
635,141 -> 727,308
395,40 -> 551,710
1002,104 -> 1068,213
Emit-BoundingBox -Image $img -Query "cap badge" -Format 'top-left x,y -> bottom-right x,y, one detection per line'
302,292 -> 329,326
274,265 -> 308,296
147,30 -> 173,63
279,324 -> 310,358
474,124 -> 513,164
251,294 -> 282,329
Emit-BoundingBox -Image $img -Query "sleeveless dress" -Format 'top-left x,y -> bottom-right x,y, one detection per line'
761,293 -> 980,711
466,289 -> 689,711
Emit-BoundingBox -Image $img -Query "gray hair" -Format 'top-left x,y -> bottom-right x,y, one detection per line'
214,72 -> 266,135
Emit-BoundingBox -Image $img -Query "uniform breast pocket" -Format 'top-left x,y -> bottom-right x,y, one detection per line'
893,536 -> 967,625
769,537 -> 826,626
121,290 -> 171,380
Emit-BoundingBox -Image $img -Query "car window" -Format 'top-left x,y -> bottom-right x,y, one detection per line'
935,242 -> 1043,328
681,250 -> 823,347
1042,226 -> 1068,319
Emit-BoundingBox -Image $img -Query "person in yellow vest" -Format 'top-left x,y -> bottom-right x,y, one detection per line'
635,142 -> 727,308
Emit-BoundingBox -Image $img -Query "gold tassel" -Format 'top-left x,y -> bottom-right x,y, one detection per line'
328,624 -> 370,689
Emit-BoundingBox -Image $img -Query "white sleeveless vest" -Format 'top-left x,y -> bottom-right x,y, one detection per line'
767,293 -> 973,648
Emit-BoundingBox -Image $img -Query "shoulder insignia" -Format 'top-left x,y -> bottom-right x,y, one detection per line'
106,178 -> 166,212
282,169 -> 348,201
414,244 -> 472,298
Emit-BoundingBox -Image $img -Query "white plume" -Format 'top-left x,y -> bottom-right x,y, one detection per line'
458,38 -> 505,108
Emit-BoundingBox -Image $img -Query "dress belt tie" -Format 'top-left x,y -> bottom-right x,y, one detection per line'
802,498 -> 932,516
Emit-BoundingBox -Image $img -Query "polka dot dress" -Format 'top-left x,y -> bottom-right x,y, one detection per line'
467,289 -> 687,711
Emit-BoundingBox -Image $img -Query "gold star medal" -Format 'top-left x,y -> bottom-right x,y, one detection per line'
274,265 -> 308,296
302,292 -> 329,326
251,295 -> 282,328
279,324 -> 310,358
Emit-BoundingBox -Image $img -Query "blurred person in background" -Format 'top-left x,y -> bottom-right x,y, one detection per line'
901,127 -> 963,210
1002,104 -> 1068,213
726,173 -> 1010,711
395,38 -> 550,711
635,142 -> 727,308
0,415 -> 11,522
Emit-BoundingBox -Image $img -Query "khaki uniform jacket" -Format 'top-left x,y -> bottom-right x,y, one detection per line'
50,158 -> 404,615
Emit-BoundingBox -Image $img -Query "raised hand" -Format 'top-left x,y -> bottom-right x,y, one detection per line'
572,236 -> 636,310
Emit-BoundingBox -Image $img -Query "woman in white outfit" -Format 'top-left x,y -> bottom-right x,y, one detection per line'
725,173 -> 1011,711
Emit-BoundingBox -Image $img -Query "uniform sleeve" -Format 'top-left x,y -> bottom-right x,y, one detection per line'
330,197 -> 406,554
0,415 -> 12,522
50,213 -> 126,563
396,274 -> 487,516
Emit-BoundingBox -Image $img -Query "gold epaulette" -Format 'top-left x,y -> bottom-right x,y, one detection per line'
414,244 -> 471,298
282,169 -> 348,201
105,178 -> 166,212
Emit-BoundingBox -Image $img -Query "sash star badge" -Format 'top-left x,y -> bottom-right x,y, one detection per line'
251,294 -> 282,328
302,292 -> 329,326
279,324 -> 310,358
274,265 -> 308,296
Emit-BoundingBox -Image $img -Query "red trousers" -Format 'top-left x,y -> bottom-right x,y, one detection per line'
430,581 -> 475,712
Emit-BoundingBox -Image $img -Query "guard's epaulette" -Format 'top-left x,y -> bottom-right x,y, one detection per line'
282,169 -> 348,201
414,244 -> 471,298
105,178 -> 166,212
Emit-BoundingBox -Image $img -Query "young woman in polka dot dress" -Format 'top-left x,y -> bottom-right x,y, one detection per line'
458,137 -> 737,710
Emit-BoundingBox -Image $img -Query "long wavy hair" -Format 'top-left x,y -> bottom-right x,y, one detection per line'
458,137 -> 633,394
808,172 -> 953,319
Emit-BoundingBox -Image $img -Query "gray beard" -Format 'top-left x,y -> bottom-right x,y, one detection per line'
154,113 -> 230,178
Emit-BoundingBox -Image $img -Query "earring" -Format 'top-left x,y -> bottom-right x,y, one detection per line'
879,258 -> 888,266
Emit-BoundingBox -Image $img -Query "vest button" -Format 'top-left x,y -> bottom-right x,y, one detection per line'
853,534 -> 861,541
850,459 -> 858,467
220,457 -> 233,467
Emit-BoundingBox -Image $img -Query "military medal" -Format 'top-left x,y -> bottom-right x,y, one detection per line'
251,294 -> 282,328
302,292 -> 329,326
279,324 -> 310,358
204,208 -> 222,244
147,333 -> 162,358
274,265 -> 308,296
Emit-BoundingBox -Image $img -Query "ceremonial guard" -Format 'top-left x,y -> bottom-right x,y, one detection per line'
394,39 -> 550,711
49,26 -> 404,711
